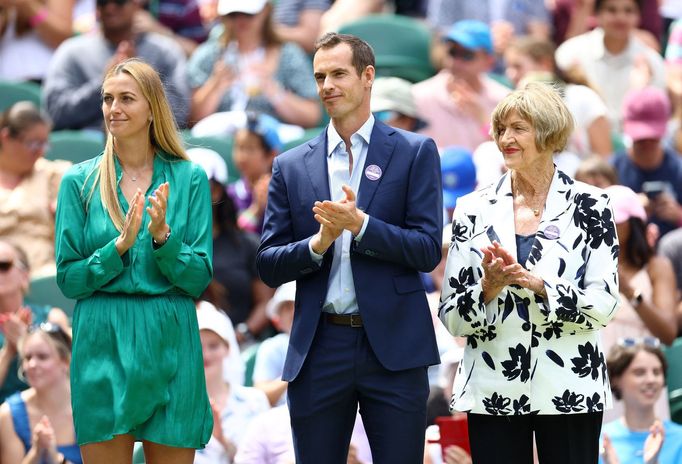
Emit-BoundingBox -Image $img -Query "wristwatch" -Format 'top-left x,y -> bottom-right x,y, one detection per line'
152,229 -> 171,248
629,289 -> 643,309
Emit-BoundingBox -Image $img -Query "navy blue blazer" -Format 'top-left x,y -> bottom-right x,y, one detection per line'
257,120 -> 443,381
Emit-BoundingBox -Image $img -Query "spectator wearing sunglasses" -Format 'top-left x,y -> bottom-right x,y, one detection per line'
0,323 -> 81,464
0,240 -> 70,404
412,20 -> 510,152
600,185 -> 677,422
600,339 -> 682,464
0,102 -> 71,278
42,0 -> 190,131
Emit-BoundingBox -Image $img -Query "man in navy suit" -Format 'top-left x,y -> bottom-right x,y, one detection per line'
257,33 -> 443,463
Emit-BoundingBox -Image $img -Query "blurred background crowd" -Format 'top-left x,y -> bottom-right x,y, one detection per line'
3,0 -> 682,462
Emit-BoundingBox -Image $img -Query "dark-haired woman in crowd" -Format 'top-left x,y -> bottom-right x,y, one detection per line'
0,101 -> 70,277
600,340 -> 682,464
0,323 -> 81,463
211,173 -> 274,343
600,185 -> 677,422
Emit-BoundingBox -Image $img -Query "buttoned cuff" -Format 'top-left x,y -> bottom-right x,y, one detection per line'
354,214 -> 370,242
308,239 -> 324,264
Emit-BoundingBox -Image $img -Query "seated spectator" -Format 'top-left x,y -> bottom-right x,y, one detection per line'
228,112 -> 281,234
196,299 -> 245,386
440,146 -> 476,223
600,185 -> 677,423
0,102 -> 70,277
234,404 -> 373,464
252,281 -> 295,406
574,156 -> 619,189
187,0 -> 321,128
136,0 -> 208,56
0,0 -> 75,82
370,77 -> 425,133
0,240 -> 70,404
273,0 -> 330,54
612,87 -> 682,238
318,0 -> 384,36
426,0 -> 551,72
0,323 -> 80,464
42,0 -> 190,131
504,36 -> 613,159
657,228 -> 682,298
190,148 -> 274,342
555,0 -> 666,132
600,340 -> 682,464
412,20 -> 510,151
195,306 -> 270,464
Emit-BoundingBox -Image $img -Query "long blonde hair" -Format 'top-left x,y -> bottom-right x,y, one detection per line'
93,58 -> 188,231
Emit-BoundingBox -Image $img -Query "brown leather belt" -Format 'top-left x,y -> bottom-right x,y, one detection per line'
325,313 -> 363,328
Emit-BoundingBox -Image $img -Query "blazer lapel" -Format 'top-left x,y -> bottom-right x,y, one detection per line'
482,172 -> 518,259
526,169 -> 576,271
303,132 -> 331,202
356,122 -> 396,212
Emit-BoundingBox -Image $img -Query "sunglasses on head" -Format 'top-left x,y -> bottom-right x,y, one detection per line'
29,322 -> 73,350
447,46 -> 476,62
617,336 -> 660,349
96,0 -> 130,6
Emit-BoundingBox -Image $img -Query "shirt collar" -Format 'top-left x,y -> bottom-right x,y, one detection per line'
326,114 -> 375,157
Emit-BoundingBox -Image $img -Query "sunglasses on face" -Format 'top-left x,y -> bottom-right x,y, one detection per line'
96,0 -> 130,7
447,46 -> 476,62
617,336 -> 661,349
18,138 -> 50,152
0,261 -> 14,272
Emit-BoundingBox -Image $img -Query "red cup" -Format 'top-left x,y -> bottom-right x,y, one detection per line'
427,414 -> 471,460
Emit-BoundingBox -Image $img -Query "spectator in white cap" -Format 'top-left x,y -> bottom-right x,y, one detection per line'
612,86 -> 682,239
370,77 -> 425,132
252,281 -> 296,406
188,147 -> 230,202
195,306 -> 269,464
186,0 -> 321,128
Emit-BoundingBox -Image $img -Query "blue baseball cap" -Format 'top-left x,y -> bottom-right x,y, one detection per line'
443,20 -> 493,55
246,112 -> 282,153
441,146 -> 476,209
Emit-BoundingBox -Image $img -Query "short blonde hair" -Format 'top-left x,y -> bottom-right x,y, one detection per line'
490,82 -> 574,154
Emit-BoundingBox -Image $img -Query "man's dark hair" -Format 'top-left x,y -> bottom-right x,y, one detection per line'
314,32 -> 375,76
595,0 -> 642,13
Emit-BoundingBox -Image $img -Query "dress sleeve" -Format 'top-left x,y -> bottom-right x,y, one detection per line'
152,164 -> 213,298
55,167 -> 125,300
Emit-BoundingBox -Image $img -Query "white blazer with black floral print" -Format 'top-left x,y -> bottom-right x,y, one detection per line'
439,169 -> 620,416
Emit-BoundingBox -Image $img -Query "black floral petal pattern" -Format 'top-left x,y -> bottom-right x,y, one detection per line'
483,392 -> 512,415
571,342 -> 604,380
586,393 -> 604,413
552,389 -> 585,413
501,343 -> 530,382
513,395 -> 531,415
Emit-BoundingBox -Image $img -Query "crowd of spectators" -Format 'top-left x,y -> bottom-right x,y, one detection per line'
2,0 -> 682,462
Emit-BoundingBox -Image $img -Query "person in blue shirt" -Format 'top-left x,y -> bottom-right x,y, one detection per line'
601,339 -> 682,464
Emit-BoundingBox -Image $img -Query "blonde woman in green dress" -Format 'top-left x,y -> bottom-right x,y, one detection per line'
54,58 -> 213,464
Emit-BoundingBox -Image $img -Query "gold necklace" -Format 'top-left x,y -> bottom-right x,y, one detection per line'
513,185 -> 544,217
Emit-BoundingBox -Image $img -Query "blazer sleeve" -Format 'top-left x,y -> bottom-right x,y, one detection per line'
55,167 -> 126,300
257,157 -> 323,288
540,192 -> 620,332
438,199 -> 496,337
352,137 -> 443,273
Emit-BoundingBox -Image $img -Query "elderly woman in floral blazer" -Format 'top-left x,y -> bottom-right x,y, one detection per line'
439,82 -> 619,464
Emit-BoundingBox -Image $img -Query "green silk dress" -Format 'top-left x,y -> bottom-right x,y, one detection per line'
55,152 -> 213,447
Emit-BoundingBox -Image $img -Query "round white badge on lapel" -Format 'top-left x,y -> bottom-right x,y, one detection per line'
543,224 -> 560,240
365,164 -> 382,181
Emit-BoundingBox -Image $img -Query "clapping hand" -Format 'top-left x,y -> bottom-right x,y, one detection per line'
443,445 -> 472,464
644,420 -> 665,464
147,182 -> 170,244
115,189 -> 144,255
480,241 -> 546,300
32,416 -> 61,463
313,185 -> 365,236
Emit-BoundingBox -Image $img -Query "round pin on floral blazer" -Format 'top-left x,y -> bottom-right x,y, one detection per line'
439,169 -> 620,416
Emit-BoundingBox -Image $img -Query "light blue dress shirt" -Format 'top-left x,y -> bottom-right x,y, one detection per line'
308,116 -> 374,314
